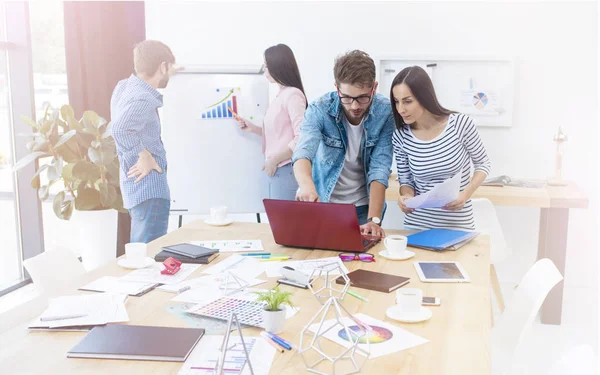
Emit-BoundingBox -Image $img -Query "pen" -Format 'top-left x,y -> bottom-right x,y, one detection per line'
227,106 -> 241,121
260,332 -> 284,353
241,252 -> 271,256
266,332 -> 295,350
265,333 -> 292,350
259,257 -> 291,262
347,290 -> 369,302
39,313 -> 88,322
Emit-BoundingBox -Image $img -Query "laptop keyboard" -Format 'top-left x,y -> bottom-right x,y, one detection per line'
362,239 -> 371,247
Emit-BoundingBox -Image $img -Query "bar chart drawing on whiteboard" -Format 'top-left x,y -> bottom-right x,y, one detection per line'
201,88 -> 239,120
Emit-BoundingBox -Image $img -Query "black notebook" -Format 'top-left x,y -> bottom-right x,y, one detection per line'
161,243 -> 218,259
154,251 -> 219,264
67,324 -> 205,361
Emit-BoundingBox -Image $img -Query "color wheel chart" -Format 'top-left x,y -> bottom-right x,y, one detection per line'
338,325 -> 393,344
201,87 -> 239,119
472,92 -> 489,110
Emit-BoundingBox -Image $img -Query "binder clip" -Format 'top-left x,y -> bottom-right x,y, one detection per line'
161,257 -> 182,275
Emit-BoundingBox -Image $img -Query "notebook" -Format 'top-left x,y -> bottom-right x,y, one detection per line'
483,175 -> 545,188
154,251 -> 219,264
67,324 -> 205,361
161,243 -> 218,259
335,269 -> 410,293
407,229 -> 479,251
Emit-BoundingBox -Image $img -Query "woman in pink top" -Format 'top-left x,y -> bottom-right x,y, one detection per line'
236,44 -> 307,200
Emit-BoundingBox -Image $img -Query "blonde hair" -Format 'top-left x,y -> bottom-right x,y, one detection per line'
133,40 -> 175,76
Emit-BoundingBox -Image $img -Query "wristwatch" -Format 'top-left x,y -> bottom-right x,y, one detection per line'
367,217 -> 381,225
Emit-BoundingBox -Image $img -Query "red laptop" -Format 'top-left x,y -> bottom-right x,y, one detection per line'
263,199 -> 381,253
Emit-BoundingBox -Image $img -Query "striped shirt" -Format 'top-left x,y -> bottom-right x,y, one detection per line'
392,113 -> 491,230
110,74 -> 169,210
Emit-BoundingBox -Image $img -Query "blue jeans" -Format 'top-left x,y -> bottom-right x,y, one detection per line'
268,163 -> 298,201
356,203 -> 388,226
129,198 -> 170,243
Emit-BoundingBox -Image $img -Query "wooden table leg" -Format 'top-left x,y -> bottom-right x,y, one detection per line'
537,207 -> 569,325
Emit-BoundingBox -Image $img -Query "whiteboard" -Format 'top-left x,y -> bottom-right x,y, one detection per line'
377,57 -> 514,127
161,67 -> 269,215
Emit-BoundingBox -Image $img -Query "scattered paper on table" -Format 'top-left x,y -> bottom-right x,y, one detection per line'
119,263 -> 200,285
308,313 -> 428,358
79,276 -> 156,295
178,335 -> 275,375
190,240 -> 264,252
202,255 -> 266,279
265,257 -> 349,278
405,173 -> 461,209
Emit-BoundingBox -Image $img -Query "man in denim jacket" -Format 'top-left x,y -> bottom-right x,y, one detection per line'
292,50 -> 394,236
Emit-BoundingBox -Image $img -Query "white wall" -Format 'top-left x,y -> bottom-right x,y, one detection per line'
146,1 -> 598,288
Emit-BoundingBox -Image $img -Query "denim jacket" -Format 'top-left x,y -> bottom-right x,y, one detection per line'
292,92 -> 394,202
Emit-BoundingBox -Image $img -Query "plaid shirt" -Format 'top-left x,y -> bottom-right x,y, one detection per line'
110,74 -> 170,209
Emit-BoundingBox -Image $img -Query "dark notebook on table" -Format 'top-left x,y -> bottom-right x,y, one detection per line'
161,243 -> 218,259
154,251 -> 219,264
336,269 -> 410,293
67,324 -> 205,362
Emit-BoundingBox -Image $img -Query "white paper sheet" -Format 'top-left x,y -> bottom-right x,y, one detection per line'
405,173 -> 461,209
308,313 -> 429,358
79,276 -> 156,295
178,335 -> 275,375
190,240 -> 264,253
201,255 -> 266,279
31,293 -> 129,328
171,278 -> 267,304
119,263 -> 200,285
265,257 -> 349,278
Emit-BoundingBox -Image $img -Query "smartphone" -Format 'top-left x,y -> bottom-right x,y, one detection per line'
422,296 -> 440,306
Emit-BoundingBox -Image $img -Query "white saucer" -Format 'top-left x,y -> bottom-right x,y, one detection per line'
386,305 -> 432,323
204,218 -> 233,226
118,257 -> 155,269
379,249 -> 415,261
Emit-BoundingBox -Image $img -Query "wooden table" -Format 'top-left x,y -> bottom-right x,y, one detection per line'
0,222 -> 491,375
387,175 -> 589,325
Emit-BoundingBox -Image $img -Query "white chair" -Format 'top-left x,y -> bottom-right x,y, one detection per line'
23,248 -> 86,297
492,258 -> 563,375
549,344 -> 597,375
472,198 -> 509,314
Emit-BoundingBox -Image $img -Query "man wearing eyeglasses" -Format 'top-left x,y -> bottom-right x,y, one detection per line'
292,50 -> 394,237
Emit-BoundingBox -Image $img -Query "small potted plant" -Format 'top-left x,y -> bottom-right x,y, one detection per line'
254,286 -> 294,334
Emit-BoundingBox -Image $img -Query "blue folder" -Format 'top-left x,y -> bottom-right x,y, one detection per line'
407,229 -> 479,251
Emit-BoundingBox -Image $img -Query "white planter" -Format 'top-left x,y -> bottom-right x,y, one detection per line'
42,205 -> 119,271
76,209 -> 118,271
262,308 -> 286,334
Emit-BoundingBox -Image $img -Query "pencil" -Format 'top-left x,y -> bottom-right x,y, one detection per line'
347,290 -> 369,302
259,257 -> 291,262
260,332 -> 284,353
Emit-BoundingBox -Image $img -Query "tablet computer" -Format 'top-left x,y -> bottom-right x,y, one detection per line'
413,261 -> 470,283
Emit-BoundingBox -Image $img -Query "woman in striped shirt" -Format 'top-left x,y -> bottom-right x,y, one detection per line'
390,66 -> 491,230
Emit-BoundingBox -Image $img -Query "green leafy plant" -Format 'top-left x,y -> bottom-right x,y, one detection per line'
254,286 -> 295,312
13,104 -> 125,220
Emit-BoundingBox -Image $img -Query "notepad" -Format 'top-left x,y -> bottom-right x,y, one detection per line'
67,324 -> 205,361
407,228 -> 479,251
162,243 -> 218,259
335,269 -> 410,293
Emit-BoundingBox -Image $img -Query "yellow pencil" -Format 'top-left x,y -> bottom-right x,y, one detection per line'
259,257 -> 291,262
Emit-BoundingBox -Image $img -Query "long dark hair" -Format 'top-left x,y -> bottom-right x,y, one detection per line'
389,66 -> 454,128
264,44 -> 307,107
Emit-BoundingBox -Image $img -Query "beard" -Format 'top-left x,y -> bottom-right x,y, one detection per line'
157,75 -> 170,89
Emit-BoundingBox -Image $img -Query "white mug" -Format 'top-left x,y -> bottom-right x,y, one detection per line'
396,288 -> 423,314
384,235 -> 408,257
125,242 -> 147,265
210,206 -> 228,223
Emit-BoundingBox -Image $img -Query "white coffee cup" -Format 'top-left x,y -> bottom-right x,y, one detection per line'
125,242 -> 147,265
210,206 -> 228,223
384,235 -> 408,257
396,288 -> 423,314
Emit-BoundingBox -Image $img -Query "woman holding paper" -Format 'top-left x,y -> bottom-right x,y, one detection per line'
390,66 -> 491,230
235,44 -> 307,200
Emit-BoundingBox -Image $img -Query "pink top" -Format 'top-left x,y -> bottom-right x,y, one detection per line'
262,86 -> 307,167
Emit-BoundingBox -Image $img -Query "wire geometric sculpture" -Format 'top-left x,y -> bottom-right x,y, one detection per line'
307,262 -> 350,305
299,296 -> 371,375
215,312 -> 255,375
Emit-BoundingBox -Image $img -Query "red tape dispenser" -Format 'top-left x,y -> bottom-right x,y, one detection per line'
161,257 -> 182,275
